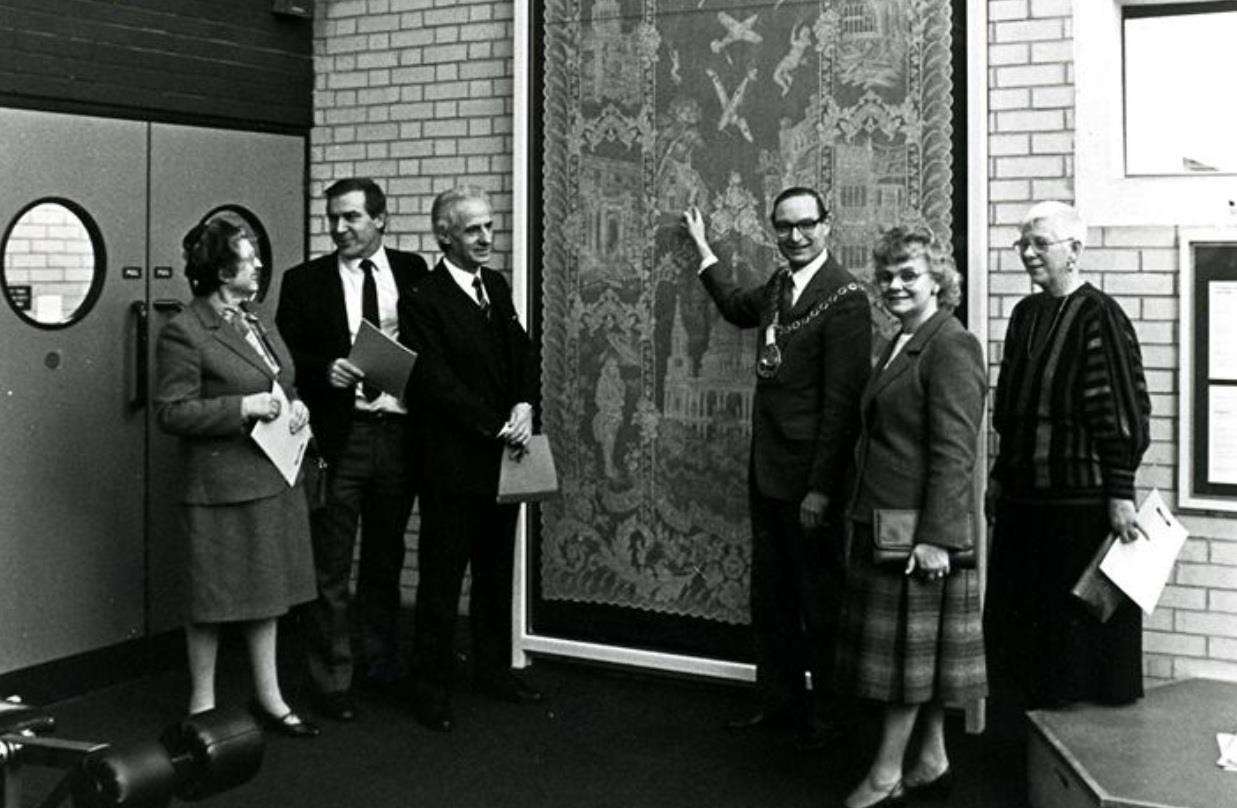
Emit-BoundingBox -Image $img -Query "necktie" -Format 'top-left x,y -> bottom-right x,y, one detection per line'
359,259 -> 381,401
472,273 -> 491,320
777,269 -> 795,322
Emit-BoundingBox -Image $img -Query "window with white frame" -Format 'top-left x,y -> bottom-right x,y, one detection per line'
1076,1 -> 1237,224
1124,3 -> 1237,176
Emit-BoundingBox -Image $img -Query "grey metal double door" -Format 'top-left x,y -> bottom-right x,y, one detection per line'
0,108 -> 304,674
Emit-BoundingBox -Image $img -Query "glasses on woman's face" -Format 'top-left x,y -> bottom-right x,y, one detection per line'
1012,235 -> 1071,253
874,268 -> 928,286
772,217 -> 823,238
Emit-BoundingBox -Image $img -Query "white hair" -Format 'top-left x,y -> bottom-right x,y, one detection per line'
1022,200 -> 1086,244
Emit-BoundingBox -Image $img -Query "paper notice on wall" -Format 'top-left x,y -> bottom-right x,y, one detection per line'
1208,386 -> 1237,485
34,294 -> 63,323
1217,733 -> 1237,771
1210,282 -> 1237,380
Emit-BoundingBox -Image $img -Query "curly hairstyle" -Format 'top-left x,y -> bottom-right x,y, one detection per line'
182,218 -> 248,297
871,225 -> 962,308
1021,200 -> 1086,245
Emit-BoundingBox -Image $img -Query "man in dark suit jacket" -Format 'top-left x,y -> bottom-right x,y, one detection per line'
683,187 -> 871,743
398,186 -> 540,733
276,177 -> 428,721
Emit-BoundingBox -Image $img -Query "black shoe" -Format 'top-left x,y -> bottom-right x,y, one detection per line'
725,709 -> 796,731
841,779 -> 905,808
248,700 -> 320,738
412,698 -> 454,733
474,673 -> 543,704
311,691 -> 357,722
903,767 -> 953,800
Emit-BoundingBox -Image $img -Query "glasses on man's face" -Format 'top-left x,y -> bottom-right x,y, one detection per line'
772,217 -> 823,238
1012,236 -> 1072,253
874,268 -> 927,287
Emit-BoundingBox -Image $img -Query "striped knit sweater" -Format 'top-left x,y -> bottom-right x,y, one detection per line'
992,282 -> 1150,501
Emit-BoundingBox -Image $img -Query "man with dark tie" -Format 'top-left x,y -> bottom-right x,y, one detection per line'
399,186 -> 540,733
276,177 -> 428,722
682,187 -> 871,745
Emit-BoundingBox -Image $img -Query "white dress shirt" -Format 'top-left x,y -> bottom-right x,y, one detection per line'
442,257 -> 490,309
337,247 -> 406,414
699,248 -> 829,307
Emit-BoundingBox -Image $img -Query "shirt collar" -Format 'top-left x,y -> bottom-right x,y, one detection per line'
443,257 -> 483,284
338,246 -> 391,275
787,248 -> 828,291
206,292 -> 255,322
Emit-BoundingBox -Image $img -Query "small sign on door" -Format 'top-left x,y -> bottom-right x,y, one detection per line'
9,284 -> 31,311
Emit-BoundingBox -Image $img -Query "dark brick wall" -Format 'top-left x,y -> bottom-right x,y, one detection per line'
0,0 -> 313,131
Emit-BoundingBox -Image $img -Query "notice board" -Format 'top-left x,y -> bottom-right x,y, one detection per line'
1179,229 -> 1237,511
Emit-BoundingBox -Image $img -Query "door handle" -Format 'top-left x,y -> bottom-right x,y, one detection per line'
129,300 -> 148,411
152,299 -> 184,314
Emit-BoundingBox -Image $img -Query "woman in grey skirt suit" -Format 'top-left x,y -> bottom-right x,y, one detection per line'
156,218 -> 318,736
834,227 -> 987,808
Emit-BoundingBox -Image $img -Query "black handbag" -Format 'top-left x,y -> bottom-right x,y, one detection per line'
872,508 -> 976,569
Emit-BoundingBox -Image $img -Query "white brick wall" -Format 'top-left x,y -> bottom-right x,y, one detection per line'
988,0 -> 1237,687
312,0 -> 514,604
312,0 -> 513,265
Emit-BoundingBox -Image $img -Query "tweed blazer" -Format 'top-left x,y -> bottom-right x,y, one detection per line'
155,296 -> 298,505
275,247 -> 429,463
700,253 -> 871,503
399,263 -> 537,499
848,308 -> 986,551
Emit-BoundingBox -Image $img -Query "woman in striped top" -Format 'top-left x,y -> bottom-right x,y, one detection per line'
984,201 -> 1151,710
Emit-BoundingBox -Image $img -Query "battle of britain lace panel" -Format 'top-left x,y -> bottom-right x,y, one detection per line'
539,0 -> 954,624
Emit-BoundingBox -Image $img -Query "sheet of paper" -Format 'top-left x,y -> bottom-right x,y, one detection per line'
1098,488 -> 1189,616
347,320 -> 417,399
1208,386 -> 1237,485
1217,733 -> 1237,770
1209,282 -> 1237,380
250,383 -> 312,486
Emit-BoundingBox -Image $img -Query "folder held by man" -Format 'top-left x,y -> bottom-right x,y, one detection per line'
498,434 -> 559,503
347,319 -> 417,398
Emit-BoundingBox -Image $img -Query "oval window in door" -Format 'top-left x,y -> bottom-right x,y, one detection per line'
1,199 -> 105,329
200,205 -> 273,303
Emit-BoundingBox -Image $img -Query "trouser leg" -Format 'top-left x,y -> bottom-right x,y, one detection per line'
354,420 -> 415,683
468,503 -> 519,679
411,491 -> 473,699
797,517 -> 844,704
304,431 -> 367,695
749,487 -> 808,715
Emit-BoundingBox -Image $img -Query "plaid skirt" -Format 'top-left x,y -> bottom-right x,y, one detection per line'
834,523 -> 987,705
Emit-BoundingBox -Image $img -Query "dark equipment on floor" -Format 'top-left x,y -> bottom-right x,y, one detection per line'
0,699 -> 263,808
